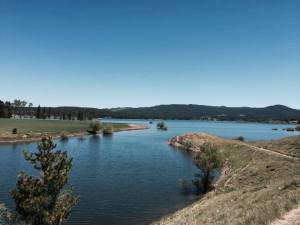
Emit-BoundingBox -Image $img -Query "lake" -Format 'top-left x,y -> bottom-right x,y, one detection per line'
0,120 -> 299,225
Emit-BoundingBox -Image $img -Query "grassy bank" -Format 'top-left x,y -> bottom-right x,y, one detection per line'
153,133 -> 300,225
0,118 -> 146,143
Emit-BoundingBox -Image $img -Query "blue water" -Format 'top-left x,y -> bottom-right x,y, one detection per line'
0,120 -> 298,225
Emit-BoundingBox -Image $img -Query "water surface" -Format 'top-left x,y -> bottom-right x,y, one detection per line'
0,120 -> 298,225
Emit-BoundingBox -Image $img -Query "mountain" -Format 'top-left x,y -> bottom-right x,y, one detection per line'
104,104 -> 300,122
16,104 -> 300,123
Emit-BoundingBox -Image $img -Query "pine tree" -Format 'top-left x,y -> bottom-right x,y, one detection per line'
0,100 -> 5,118
47,108 -> 52,119
67,113 -> 72,120
77,111 -> 83,121
11,136 -> 79,225
42,107 -> 46,119
36,105 -> 41,119
5,101 -> 12,118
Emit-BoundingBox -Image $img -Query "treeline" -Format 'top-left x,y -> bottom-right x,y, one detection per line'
0,100 -> 13,118
0,99 -> 106,120
0,99 -> 33,118
34,106 -> 99,120
2,100 -> 300,123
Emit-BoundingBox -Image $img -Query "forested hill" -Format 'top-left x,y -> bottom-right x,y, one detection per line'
105,104 -> 300,122
2,100 -> 300,123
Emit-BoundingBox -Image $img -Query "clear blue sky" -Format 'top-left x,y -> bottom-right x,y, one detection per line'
0,0 -> 299,109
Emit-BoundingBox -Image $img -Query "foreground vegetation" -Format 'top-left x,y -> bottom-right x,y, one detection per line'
1,136 -> 78,225
12,136 -> 78,225
153,133 -> 300,225
0,118 -> 140,143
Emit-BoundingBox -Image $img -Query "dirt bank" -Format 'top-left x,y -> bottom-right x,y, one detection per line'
152,133 -> 300,225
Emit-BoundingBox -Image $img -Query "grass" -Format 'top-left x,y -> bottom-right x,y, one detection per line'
253,135 -> 300,158
0,118 -> 129,142
154,133 -> 300,225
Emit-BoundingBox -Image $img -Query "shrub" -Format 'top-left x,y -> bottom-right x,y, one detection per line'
286,128 -> 295,132
295,125 -> 300,131
193,144 -> 223,193
11,136 -> 79,225
60,133 -> 69,141
233,136 -> 245,142
12,128 -> 18,134
157,121 -> 168,130
103,125 -> 113,135
88,121 -> 102,134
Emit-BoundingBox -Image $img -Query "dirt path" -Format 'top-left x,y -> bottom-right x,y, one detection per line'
242,144 -> 299,160
270,206 -> 300,225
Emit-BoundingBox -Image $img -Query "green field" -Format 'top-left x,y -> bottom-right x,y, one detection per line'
0,118 -> 129,141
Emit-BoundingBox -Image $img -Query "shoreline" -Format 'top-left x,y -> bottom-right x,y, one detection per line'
152,133 -> 300,225
0,124 -> 149,145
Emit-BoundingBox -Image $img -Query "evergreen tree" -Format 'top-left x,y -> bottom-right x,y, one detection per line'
11,136 -> 79,225
0,100 -> 6,118
47,108 -> 52,119
67,113 -> 72,120
36,105 -> 41,119
0,100 -> 12,118
77,111 -> 83,121
42,107 -> 46,119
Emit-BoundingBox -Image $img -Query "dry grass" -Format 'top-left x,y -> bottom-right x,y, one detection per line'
252,136 -> 300,158
153,133 -> 300,225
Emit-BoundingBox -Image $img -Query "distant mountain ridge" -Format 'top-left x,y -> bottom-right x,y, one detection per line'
15,104 -> 300,123
104,104 -> 300,122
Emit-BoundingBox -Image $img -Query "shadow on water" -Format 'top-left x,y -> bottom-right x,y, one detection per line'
88,135 -> 101,151
102,133 -> 113,139
178,169 -> 221,196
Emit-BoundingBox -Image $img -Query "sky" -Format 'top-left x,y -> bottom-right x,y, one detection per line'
0,0 -> 299,109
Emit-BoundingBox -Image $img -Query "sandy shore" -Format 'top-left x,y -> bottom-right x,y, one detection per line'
0,124 -> 149,145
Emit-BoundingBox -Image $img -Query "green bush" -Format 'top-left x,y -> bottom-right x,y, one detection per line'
193,144 -> 223,192
11,136 -> 79,225
157,121 -> 168,130
12,128 -> 17,134
103,125 -> 113,135
88,121 -> 102,134
233,136 -> 245,142
286,127 -> 295,132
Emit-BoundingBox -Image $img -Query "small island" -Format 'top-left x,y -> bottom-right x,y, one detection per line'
157,121 -> 168,130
